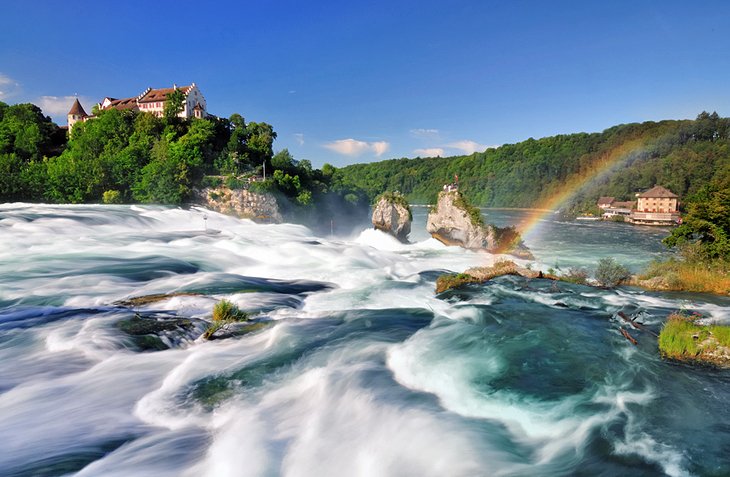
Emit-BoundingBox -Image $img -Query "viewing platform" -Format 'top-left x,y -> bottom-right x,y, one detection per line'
627,211 -> 681,226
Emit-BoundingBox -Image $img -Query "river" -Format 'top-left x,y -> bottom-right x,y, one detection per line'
1,203 -> 729,477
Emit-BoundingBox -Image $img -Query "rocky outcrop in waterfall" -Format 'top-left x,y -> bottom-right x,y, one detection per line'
427,190 -> 532,258
371,192 -> 412,242
197,186 -> 283,223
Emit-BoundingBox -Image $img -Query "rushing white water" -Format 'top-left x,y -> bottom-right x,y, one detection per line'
1,203 -> 729,477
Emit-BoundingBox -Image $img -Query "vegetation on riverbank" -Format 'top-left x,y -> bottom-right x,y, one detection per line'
638,182 -> 730,295
659,313 -> 730,367
635,258 -> 730,295
594,258 -> 632,287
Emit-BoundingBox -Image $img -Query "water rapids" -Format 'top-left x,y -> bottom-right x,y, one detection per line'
0,203 -> 729,477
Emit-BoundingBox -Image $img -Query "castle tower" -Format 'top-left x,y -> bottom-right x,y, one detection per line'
67,98 -> 88,131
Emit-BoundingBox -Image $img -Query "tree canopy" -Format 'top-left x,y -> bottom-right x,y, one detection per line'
664,185 -> 730,261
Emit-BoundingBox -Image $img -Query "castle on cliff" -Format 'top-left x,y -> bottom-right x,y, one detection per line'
67,83 -> 207,129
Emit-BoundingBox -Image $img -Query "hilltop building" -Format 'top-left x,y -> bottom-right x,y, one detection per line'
67,83 -> 207,130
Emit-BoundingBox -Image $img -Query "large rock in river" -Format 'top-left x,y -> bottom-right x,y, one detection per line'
197,186 -> 283,223
427,190 -> 532,258
372,192 -> 412,242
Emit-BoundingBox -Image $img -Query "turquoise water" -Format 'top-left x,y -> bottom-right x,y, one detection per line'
0,204 -> 728,477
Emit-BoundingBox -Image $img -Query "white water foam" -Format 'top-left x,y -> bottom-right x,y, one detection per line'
0,204 -> 724,476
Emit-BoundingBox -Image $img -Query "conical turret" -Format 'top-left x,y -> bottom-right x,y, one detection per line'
67,98 -> 88,131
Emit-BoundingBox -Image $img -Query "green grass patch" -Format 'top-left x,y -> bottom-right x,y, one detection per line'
213,299 -> 249,322
659,315 -> 706,359
659,313 -> 730,366
203,299 -> 251,340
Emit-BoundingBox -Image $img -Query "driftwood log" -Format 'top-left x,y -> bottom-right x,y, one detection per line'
618,311 -> 659,337
619,328 -> 638,345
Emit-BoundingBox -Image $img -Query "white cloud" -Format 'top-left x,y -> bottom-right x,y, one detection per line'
0,73 -> 21,100
446,140 -> 492,155
370,141 -> 390,157
413,147 -> 444,157
36,95 -> 93,116
323,138 -> 390,157
410,128 -> 440,139
294,133 -> 305,145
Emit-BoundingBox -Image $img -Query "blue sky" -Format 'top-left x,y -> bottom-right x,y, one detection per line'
1,0 -> 729,167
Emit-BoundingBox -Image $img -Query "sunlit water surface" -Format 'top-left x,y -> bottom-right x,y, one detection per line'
1,203 -> 729,477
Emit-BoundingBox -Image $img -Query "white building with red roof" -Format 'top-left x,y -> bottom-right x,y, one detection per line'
68,83 -> 207,129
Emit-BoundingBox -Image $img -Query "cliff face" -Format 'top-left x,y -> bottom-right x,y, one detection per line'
372,194 -> 411,242
427,190 -> 532,258
197,187 -> 283,223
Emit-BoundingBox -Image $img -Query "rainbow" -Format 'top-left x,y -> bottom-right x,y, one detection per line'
512,136 -> 651,242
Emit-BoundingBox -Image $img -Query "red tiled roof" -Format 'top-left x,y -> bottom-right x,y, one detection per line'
103,97 -> 139,111
138,85 -> 191,103
637,186 -> 678,198
597,196 -> 615,205
68,98 -> 88,116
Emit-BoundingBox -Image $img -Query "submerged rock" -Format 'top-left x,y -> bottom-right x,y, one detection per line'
115,292 -> 202,308
371,192 -> 412,242
116,314 -> 200,351
426,190 -> 532,258
204,320 -> 273,340
197,186 -> 282,223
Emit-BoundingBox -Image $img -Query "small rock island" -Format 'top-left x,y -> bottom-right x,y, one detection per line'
427,189 -> 532,258
371,191 -> 412,242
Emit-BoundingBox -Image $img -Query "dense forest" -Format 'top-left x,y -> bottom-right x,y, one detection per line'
332,112 -> 730,214
0,99 -> 368,228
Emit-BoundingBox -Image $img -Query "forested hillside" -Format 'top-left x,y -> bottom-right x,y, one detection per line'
332,112 -> 730,213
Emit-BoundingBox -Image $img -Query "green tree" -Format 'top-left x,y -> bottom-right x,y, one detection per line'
132,139 -> 189,204
164,88 -> 186,120
246,121 -> 277,167
0,153 -> 23,201
594,258 -> 631,287
664,186 -> 730,261
272,148 -> 296,173
0,103 -> 58,161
